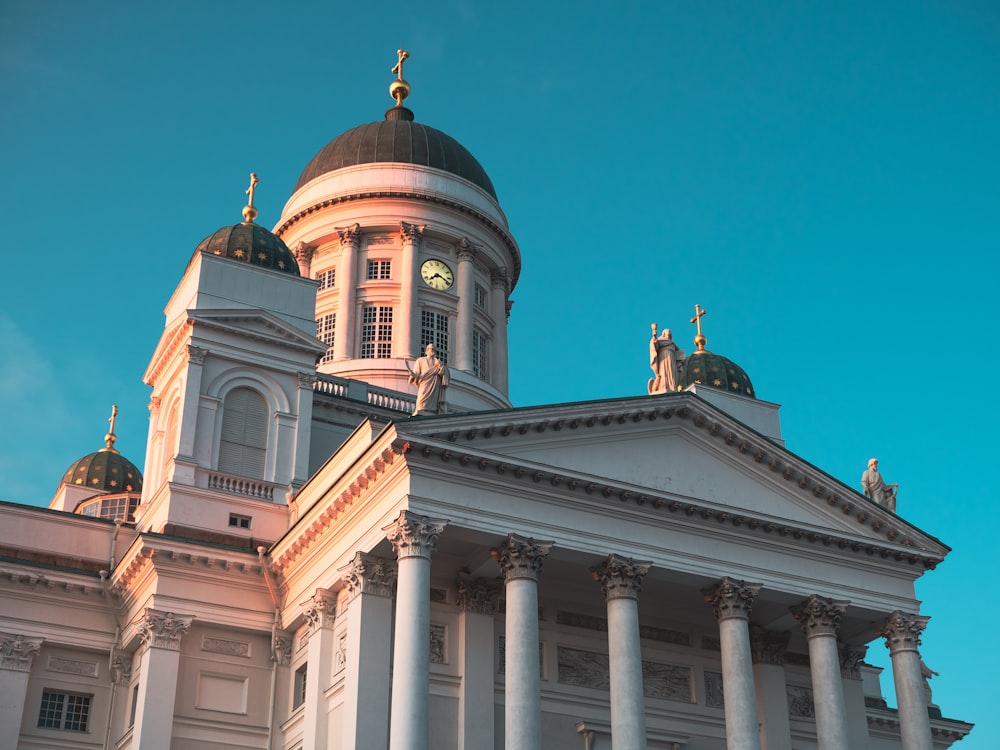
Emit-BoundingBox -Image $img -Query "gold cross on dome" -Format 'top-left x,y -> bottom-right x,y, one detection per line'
392,49 -> 409,80
246,173 -> 259,208
690,304 -> 708,352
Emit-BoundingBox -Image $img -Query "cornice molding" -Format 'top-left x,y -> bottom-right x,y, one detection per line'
273,189 -> 522,288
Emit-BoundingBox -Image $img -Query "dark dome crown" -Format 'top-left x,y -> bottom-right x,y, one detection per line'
680,350 -> 756,398
62,449 -> 143,494
194,222 -> 300,276
295,111 -> 497,199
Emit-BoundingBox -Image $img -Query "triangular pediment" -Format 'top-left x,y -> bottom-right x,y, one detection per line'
186,308 -> 326,355
396,393 -> 948,559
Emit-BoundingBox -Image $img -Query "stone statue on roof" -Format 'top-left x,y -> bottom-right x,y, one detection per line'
861,458 -> 898,513
648,323 -> 684,395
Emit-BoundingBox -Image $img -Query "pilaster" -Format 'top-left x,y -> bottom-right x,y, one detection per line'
456,578 -> 499,750
749,626 -> 792,750
339,552 -> 396,750
489,268 -> 509,394
132,610 -> 194,750
840,644 -> 871,750
300,589 -> 337,750
334,223 -> 360,360
0,633 -> 43,750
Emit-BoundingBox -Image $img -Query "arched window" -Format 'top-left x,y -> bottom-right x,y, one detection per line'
218,387 -> 268,479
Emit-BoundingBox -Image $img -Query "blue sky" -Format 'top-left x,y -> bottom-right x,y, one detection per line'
2,1 -> 997,744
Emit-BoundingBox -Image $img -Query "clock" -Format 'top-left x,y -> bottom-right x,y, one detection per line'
420,259 -> 454,290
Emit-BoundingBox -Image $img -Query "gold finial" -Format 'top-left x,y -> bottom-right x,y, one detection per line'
690,304 -> 708,352
389,49 -> 411,106
102,405 -> 120,454
243,172 -> 259,223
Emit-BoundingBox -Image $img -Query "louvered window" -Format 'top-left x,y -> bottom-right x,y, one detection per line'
218,388 -> 267,479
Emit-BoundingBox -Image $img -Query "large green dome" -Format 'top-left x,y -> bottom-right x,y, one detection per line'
295,106 -> 497,199
680,350 -> 755,398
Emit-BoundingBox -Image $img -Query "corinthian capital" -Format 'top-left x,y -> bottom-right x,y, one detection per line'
703,577 -> 761,621
791,595 -> 849,638
491,534 -> 553,582
301,588 -> 337,633
0,632 -> 43,672
336,223 -> 361,246
293,241 -> 317,263
186,345 -> 208,365
591,554 -> 652,601
456,237 -> 479,262
490,268 -> 508,291
340,552 -> 397,601
138,609 -> 193,651
400,221 -> 425,244
383,510 -> 447,560
840,643 -> 868,679
878,610 -> 929,655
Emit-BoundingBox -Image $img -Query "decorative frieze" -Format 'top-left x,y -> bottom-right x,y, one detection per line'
791,595 -> 849,637
138,610 -> 193,651
704,670 -> 725,708
703,577 -> 761,621
591,554 -> 651,601
340,552 -> 397,601
556,645 -> 692,702
749,625 -> 790,666
878,610 -> 929,655
47,656 -> 99,677
383,511 -> 447,561
430,624 -> 447,664
201,636 -> 251,658
787,684 -> 816,718
301,589 -> 337,633
492,534 -> 553,582
457,578 -> 499,616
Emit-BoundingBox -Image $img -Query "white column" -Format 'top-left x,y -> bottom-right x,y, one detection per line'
456,578 -> 499,750
338,552 -> 397,750
131,610 -> 193,750
334,224 -> 360,360
879,611 -> 933,750
0,632 -> 43,750
792,596 -> 850,750
704,577 -> 763,750
399,223 -> 425,359
291,372 -> 316,490
493,534 -> 553,750
489,269 -> 509,394
300,589 -> 337,750
593,555 -> 651,750
749,626 -> 792,750
839,644 -> 872,750
384,511 -> 448,750
455,239 -> 477,372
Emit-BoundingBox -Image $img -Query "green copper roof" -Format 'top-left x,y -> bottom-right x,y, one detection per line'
194,222 -> 300,276
680,350 -> 755,398
61,449 -> 143,494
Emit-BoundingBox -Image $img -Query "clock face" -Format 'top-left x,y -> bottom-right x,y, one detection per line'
420,259 -> 454,290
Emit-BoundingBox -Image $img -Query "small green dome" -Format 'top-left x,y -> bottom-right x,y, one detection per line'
61,449 -> 143,494
194,222 -> 300,276
680,350 -> 755,398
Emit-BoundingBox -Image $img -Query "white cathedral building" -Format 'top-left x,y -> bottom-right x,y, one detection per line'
0,54 -> 973,750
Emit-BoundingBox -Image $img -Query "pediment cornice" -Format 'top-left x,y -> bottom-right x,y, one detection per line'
186,309 -> 326,356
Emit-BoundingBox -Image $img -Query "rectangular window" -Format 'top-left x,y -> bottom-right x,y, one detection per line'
473,330 -> 490,381
38,690 -> 92,732
317,313 -> 335,364
366,259 -> 391,280
474,283 -> 488,309
129,685 -> 139,727
228,513 -> 251,529
293,664 -> 308,709
361,305 -> 393,359
420,310 -> 449,364
315,268 -> 336,290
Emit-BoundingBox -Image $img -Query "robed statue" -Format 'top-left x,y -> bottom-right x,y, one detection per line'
648,323 -> 684,395
861,458 -> 899,512
407,344 -> 449,415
